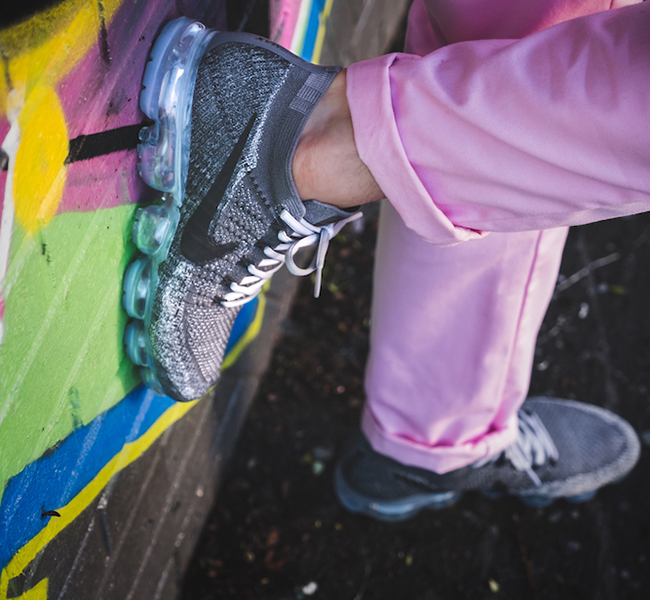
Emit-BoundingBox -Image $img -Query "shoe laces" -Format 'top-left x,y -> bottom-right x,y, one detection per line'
221,208 -> 362,307
473,409 -> 559,487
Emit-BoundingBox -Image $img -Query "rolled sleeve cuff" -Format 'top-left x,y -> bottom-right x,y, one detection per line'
347,54 -> 486,246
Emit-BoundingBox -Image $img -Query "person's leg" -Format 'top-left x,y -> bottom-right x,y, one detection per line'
331,0 -> 642,519
358,0 -> 574,473
363,203 -> 567,472
352,0 -> 647,473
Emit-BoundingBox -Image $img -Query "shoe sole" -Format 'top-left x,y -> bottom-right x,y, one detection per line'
334,462 -> 461,522
123,19 -> 270,395
334,463 -> 599,522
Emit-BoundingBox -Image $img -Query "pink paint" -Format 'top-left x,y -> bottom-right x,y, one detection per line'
270,0 -> 302,48
56,0 -> 174,214
55,0 -> 227,215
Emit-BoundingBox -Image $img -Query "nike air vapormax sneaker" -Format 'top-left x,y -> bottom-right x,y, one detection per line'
335,397 -> 640,521
123,18 -> 360,401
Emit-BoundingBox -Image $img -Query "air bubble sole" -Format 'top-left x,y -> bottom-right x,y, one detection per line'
334,470 -> 597,522
122,18 -> 261,396
122,18 -> 216,395
334,461 -> 597,523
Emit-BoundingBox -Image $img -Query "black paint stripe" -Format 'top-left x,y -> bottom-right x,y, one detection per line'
65,123 -> 144,164
97,0 -> 112,67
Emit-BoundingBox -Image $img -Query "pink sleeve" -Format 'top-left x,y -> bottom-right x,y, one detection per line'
347,3 -> 650,244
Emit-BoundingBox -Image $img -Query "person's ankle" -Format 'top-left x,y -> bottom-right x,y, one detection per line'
293,69 -> 383,208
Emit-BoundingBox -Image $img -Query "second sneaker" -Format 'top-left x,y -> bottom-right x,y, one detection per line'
335,397 -> 640,521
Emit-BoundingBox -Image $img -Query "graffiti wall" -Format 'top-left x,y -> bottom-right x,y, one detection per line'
0,0 -> 338,597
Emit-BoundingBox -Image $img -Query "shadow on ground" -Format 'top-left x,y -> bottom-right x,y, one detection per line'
181,206 -> 650,600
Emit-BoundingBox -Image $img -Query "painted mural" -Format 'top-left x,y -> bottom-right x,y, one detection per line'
0,0 -> 335,597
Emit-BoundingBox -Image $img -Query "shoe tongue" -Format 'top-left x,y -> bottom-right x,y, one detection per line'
302,199 -> 359,227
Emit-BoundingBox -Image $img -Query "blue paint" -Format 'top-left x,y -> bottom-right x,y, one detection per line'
0,386 -> 174,570
0,293 -> 260,571
224,296 -> 258,355
301,0 -> 326,60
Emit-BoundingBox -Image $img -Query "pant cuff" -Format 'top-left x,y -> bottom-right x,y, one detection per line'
361,405 -> 519,474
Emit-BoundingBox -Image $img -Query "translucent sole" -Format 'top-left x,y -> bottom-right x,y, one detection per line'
337,490 -> 461,523
124,17 -> 214,397
565,490 -> 597,504
484,489 -> 598,508
137,17 -> 215,203
124,19 -> 269,398
123,199 -> 178,395
335,466 -> 600,522
333,465 -> 460,522
337,487 -> 599,521
122,258 -> 150,319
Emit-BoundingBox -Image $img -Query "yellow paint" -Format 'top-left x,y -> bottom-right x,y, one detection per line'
0,0 -> 87,57
221,292 -> 266,370
289,0 -> 312,56
0,399 -> 199,599
0,0 -> 266,590
311,0 -> 335,64
0,0 -> 124,117
13,86 -> 68,232
9,577 -> 48,600
0,0 -> 125,236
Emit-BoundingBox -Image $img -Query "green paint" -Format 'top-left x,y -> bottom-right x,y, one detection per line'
0,204 -> 140,501
68,386 -> 83,429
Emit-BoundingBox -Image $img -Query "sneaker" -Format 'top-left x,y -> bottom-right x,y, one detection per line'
334,397 -> 640,521
122,18 -> 360,401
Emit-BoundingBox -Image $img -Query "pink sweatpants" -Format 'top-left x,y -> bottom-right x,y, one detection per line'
346,0 -> 650,473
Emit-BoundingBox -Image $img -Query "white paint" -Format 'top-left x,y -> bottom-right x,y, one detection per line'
290,0 -> 312,55
0,88 -> 23,346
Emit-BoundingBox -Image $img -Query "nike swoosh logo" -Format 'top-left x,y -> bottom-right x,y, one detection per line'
180,113 -> 257,264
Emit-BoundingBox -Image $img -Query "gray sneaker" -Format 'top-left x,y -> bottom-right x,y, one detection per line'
335,397 -> 640,521
122,18 -> 360,401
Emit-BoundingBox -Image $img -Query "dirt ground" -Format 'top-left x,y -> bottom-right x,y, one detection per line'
180,205 -> 650,600
180,3 -> 650,598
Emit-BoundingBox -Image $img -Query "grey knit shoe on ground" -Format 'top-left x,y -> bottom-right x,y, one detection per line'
335,397 -> 640,521
123,18 -> 360,401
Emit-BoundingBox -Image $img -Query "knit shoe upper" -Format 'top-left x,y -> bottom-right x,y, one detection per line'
123,18 -> 359,401
335,397 -> 640,521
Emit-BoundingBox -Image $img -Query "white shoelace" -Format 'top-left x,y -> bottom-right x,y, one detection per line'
221,208 -> 362,307
472,410 -> 559,487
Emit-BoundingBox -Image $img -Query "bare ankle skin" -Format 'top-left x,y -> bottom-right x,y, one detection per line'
292,70 -> 384,208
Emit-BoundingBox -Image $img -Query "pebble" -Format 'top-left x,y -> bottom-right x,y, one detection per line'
302,582 -> 318,595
